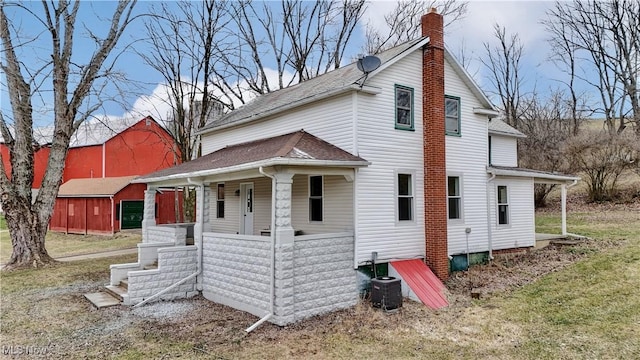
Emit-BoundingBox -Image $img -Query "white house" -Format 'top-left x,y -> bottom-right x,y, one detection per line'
100,10 -> 578,326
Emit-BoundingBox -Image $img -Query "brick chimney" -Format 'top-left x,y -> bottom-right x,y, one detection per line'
422,9 -> 449,280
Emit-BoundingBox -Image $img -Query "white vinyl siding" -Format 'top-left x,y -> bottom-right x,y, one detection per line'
209,177 -> 271,235
444,56 -> 491,255
490,134 -> 518,167
354,51 -> 425,263
489,177 -> 535,249
291,174 -> 353,234
201,93 -> 354,156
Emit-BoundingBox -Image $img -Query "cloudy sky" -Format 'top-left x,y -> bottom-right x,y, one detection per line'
1,1 -> 561,127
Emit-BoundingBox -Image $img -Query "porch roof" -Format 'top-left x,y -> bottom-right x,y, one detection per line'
488,166 -> 580,184
136,130 -> 369,184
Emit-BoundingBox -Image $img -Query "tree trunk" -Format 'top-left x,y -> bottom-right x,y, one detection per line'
183,187 -> 196,223
2,195 -> 54,270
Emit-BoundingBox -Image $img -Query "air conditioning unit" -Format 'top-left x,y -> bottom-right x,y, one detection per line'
371,276 -> 402,311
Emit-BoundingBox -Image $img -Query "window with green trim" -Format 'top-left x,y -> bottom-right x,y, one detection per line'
395,85 -> 414,130
445,96 -> 461,135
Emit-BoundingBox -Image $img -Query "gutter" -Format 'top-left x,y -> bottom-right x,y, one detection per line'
133,177 -> 204,308
486,170 -> 497,260
133,158 -> 371,185
246,166 -> 277,333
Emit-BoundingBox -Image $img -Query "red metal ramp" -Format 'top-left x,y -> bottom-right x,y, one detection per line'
389,259 -> 448,309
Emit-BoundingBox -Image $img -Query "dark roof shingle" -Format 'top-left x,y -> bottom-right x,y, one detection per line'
199,38 -> 426,132
138,130 -> 367,181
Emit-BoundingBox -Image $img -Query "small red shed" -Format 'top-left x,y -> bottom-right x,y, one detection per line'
50,176 -> 183,235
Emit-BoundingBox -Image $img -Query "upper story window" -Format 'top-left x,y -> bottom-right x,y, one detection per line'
447,176 -> 462,220
395,85 -> 414,130
497,185 -> 509,225
309,175 -> 323,222
445,96 -> 461,136
397,173 -> 414,221
216,183 -> 225,218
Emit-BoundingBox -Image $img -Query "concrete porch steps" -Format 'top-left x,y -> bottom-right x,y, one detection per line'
105,284 -> 128,302
143,261 -> 158,270
85,277 -> 133,309
84,291 -> 121,308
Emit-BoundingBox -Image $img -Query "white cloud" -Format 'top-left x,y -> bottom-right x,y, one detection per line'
100,67 -> 296,127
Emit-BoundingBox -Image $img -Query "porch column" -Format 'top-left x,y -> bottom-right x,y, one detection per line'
561,183 -> 567,236
142,187 -> 157,242
273,172 -> 295,326
194,185 -> 211,291
194,185 -> 211,241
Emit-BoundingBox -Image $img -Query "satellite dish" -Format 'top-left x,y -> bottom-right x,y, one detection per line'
357,55 -> 381,74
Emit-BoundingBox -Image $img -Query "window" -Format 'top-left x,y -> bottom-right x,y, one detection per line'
309,176 -> 323,222
397,173 -> 413,221
447,176 -> 462,220
216,183 -> 225,218
497,185 -> 509,225
395,85 -> 414,130
445,96 -> 461,135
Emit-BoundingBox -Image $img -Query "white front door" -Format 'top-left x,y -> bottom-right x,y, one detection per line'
240,183 -> 254,235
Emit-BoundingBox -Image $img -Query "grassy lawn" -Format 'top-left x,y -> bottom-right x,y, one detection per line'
0,229 -> 140,264
1,210 -> 639,359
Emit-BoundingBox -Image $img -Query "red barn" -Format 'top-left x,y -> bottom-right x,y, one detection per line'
50,176 -> 183,235
1,116 -> 185,230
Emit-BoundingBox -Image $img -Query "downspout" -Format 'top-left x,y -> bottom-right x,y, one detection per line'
187,177 -> 205,292
246,166 -> 276,332
486,170 -> 496,260
133,178 -> 204,308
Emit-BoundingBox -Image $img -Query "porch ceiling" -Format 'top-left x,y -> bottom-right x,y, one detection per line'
135,130 -> 369,185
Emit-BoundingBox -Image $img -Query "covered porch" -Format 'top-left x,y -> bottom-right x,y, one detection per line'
108,130 -> 369,326
488,166 -> 581,244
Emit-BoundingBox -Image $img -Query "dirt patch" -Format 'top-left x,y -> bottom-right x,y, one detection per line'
446,238 -> 618,300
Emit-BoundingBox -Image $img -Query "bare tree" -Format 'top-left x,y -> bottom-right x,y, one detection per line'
219,0 -> 366,97
567,131 -> 638,202
546,0 -> 640,135
0,1 -> 136,269
139,0 -> 228,222
517,90 -> 588,206
363,0 -> 468,54
481,23 -> 525,128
